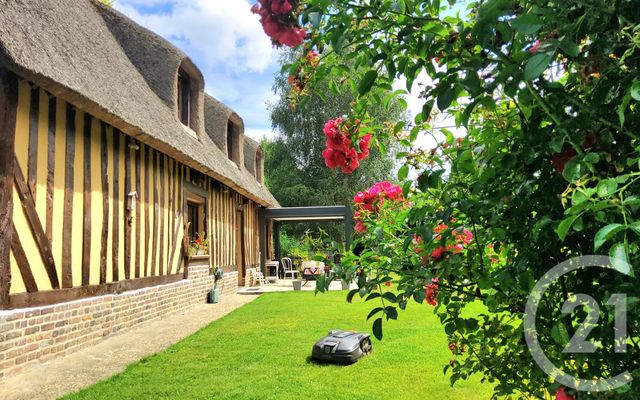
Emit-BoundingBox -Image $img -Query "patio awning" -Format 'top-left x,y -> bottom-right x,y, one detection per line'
258,206 -> 352,274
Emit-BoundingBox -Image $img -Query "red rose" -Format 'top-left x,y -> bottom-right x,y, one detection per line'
431,246 -> 446,260
425,282 -> 438,306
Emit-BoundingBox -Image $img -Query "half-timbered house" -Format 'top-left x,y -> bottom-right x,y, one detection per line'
0,0 -> 277,378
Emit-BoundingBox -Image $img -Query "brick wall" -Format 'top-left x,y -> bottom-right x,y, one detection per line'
0,259 -> 238,379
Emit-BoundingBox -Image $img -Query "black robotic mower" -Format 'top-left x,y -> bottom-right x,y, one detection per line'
311,330 -> 372,364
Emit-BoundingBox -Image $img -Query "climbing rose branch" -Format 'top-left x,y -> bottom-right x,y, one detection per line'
251,0 -> 306,47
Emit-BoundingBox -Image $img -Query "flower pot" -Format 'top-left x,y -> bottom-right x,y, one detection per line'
341,280 -> 350,291
196,249 -> 205,255
292,280 -> 302,291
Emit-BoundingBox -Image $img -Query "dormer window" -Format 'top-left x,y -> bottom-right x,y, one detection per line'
255,150 -> 264,184
177,68 -> 191,127
226,119 -> 242,166
227,120 -> 235,160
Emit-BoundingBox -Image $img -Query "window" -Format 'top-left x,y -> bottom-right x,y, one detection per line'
255,150 -> 263,184
187,202 -> 199,242
185,186 -> 207,247
227,120 -> 235,160
177,68 -> 191,127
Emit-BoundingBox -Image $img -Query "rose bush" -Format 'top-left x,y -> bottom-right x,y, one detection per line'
321,116 -> 371,173
254,0 -> 640,398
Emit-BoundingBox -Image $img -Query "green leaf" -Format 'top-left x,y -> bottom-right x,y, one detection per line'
562,156 -> 583,182
631,81 -> 640,101
556,214 -> 580,240
524,52 -> 554,80
594,223 -> 625,251
358,70 -> 378,96
398,164 -> 409,181
437,84 -> 457,111
367,307 -> 384,320
393,121 -> 406,134
559,41 -> 579,58
444,323 -> 456,335
618,92 -> 632,126
628,221 -> 640,236
549,136 -> 565,153
346,289 -> 359,303
382,292 -> 398,303
596,179 -> 618,198
428,169 -> 445,188
610,243 -> 631,275
372,318 -> 383,340
421,100 -> 434,121
551,322 -> 570,346
384,306 -> 398,320
583,153 -> 600,164
511,14 -> 542,34
413,288 -> 426,303
365,292 -> 382,301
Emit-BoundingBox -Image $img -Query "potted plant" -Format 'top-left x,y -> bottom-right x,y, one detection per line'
209,266 -> 223,303
190,232 -> 209,256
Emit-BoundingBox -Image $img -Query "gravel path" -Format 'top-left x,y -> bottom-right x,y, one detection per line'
0,294 -> 258,400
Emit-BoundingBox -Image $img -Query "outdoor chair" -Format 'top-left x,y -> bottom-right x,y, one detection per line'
281,257 -> 298,284
247,268 -> 268,286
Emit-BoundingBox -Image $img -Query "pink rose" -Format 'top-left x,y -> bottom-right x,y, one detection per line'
262,16 -> 283,38
354,221 -> 367,233
277,27 -> 306,47
270,0 -> 292,15
353,192 -> 366,204
528,40 -> 541,54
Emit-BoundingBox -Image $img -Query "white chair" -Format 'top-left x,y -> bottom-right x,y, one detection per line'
281,257 -> 298,285
246,267 -> 268,286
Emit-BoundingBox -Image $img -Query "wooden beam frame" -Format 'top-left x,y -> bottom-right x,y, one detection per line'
7,273 -> 184,309
0,69 -> 18,309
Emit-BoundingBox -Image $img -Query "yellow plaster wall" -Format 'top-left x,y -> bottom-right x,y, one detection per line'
89,119 -> 102,285
10,81 -> 192,294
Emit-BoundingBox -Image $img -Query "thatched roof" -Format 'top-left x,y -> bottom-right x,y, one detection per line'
244,137 -> 260,176
0,0 -> 278,207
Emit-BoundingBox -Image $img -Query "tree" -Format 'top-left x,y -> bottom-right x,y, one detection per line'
264,49 -> 402,240
252,0 -> 640,398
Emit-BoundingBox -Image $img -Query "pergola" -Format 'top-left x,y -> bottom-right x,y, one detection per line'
258,206 -> 352,275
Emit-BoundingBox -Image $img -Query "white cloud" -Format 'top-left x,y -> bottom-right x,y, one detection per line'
245,127 -> 277,141
116,0 -> 275,73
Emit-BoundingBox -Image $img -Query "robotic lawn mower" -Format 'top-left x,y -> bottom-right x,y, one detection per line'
311,330 -> 372,364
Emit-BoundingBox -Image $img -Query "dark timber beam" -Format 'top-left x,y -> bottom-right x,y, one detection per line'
258,206 -> 352,272
273,221 -> 281,263
262,205 -> 348,220
258,207 -> 266,276
0,69 -> 18,309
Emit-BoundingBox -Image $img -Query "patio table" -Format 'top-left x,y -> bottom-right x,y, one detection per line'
300,261 -> 325,285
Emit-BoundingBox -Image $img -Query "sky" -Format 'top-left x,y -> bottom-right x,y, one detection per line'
114,0 -> 283,141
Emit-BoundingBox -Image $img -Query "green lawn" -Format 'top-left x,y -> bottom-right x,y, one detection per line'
62,291 -> 494,400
